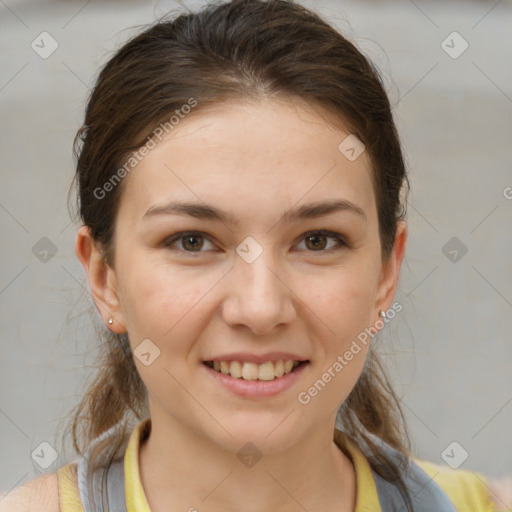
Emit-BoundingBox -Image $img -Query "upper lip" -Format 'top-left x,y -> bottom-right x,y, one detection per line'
203,352 -> 309,364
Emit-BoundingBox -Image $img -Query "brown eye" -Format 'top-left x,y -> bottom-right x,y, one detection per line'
298,231 -> 347,253
305,233 -> 328,250
181,235 -> 204,251
162,232 -> 215,253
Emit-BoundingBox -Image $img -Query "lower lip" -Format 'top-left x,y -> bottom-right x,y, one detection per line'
202,361 -> 310,399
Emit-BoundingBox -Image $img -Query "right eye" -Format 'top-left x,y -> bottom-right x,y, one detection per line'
162,231 -> 217,253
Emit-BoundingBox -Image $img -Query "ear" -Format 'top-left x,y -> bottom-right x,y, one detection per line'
74,225 -> 127,333
373,220 -> 407,322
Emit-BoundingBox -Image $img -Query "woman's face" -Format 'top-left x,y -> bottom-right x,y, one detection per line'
80,98 -> 406,453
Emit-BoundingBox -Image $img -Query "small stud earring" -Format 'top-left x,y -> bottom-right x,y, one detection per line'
108,317 -> 113,325
379,310 -> 386,319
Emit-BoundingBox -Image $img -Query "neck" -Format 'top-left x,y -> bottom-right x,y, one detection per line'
138,415 -> 356,512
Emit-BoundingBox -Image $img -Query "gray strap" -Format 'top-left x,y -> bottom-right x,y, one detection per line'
76,455 -> 127,512
105,458 -> 127,512
76,458 -> 99,511
76,421 -> 129,512
372,468 -> 458,511
368,445 -> 458,512
76,456 -> 126,512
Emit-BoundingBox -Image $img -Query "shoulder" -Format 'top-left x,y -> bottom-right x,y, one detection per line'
414,458 -> 498,512
0,473 -> 60,512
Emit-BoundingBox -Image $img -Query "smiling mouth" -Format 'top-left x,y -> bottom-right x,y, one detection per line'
203,360 -> 309,381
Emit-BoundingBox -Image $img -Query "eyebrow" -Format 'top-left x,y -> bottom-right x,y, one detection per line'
142,198 -> 367,226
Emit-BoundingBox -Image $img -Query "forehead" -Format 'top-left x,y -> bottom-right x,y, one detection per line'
117,98 -> 376,226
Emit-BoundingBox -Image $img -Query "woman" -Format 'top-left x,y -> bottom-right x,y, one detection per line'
2,0 -> 510,510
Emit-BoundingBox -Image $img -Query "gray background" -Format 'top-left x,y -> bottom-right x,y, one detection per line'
1,0 -> 511,495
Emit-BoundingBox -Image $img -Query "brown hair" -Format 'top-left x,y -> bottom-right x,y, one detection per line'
64,0 -> 412,507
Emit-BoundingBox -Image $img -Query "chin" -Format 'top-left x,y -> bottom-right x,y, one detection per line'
209,416 -> 305,454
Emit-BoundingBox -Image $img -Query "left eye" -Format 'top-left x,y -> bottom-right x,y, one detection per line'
297,231 -> 347,252
162,230 -> 347,253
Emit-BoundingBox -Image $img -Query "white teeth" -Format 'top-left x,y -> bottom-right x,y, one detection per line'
230,361 -> 242,379
208,359 -> 304,380
284,360 -> 294,373
220,361 -> 230,375
274,360 -> 284,377
258,361 -> 275,381
241,362 -> 258,380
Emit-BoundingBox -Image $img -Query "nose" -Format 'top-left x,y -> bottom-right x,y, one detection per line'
221,245 -> 296,336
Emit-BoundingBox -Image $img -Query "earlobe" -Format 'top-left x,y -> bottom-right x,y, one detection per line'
75,225 -> 127,333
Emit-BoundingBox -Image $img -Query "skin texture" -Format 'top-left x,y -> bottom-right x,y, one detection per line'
74,97 -> 407,512
1,100 -> 509,512
0,473 -> 60,512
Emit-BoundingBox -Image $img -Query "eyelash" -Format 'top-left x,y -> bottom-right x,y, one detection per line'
161,230 -> 348,255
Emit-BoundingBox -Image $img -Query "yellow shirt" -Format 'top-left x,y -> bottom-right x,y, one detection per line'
57,418 -> 496,512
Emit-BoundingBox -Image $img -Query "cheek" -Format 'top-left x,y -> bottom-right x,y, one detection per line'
312,271 -> 376,336
120,256 -> 220,345
120,251 -> 180,312
320,271 -> 376,381
303,279 -> 372,409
